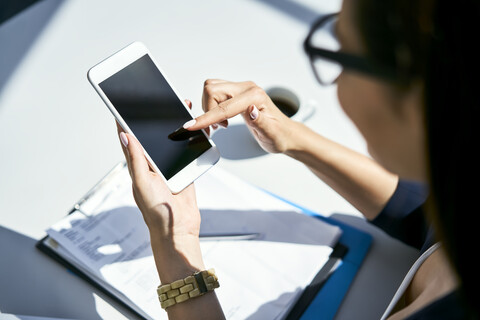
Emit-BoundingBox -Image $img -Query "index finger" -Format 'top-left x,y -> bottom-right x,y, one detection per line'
184,90 -> 258,131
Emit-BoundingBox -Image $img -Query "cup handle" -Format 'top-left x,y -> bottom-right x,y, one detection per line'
293,99 -> 317,122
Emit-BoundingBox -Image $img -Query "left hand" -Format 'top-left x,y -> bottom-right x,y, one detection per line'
116,122 -> 204,282
116,122 -> 200,240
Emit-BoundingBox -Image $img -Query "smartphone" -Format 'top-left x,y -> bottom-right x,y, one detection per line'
87,42 -> 220,193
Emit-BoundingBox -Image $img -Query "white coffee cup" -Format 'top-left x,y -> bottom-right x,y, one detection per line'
265,86 -> 316,122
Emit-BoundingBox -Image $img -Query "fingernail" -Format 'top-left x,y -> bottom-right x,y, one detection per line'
211,123 -> 218,130
219,121 -> 228,129
183,119 -> 196,129
250,105 -> 259,120
120,132 -> 128,147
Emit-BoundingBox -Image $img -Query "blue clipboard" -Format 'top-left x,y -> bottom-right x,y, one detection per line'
262,191 -> 372,320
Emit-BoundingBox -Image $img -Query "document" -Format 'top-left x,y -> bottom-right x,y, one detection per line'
45,166 -> 342,320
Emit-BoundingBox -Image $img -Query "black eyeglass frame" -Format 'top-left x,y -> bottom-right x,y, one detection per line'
303,13 -> 400,85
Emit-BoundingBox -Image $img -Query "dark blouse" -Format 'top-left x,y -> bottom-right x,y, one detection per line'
370,180 -> 470,319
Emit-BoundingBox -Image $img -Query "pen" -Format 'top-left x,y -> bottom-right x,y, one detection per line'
74,162 -> 126,211
199,232 -> 262,241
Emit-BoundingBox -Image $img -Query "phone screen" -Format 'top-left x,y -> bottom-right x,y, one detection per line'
99,54 -> 211,180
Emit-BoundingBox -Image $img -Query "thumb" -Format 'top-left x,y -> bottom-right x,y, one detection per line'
119,132 -> 149,186
246,104 -> 260,126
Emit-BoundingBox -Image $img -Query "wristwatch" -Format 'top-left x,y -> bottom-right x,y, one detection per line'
157,268 -> 220,309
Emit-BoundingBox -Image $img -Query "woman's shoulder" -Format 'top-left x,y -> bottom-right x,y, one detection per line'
387,245 -> 461,320
405,290 -> 471,320
404,245 -> 467,319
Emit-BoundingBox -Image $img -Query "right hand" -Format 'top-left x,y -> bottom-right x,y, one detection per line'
184,79 -> 297,154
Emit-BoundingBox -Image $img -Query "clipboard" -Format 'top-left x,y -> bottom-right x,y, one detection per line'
262,192 -> 372,320
37,162 -> 371,320
36,163 -> 145,318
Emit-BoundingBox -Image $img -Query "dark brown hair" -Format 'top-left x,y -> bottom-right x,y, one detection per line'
356,0 -> 479,316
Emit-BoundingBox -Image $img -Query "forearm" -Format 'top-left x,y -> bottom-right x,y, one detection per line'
285,121 -> 398,220
150,234 -> 226,320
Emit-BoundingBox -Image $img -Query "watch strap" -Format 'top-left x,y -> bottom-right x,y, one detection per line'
157,268 -> 219,309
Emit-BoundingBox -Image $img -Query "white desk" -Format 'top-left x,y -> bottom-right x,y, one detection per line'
0,1 -> 418,319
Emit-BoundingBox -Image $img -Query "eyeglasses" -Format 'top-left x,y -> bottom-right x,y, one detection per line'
303,13 -> 399,85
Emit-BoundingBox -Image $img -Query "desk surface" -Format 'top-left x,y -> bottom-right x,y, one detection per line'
0,1 -> 419,319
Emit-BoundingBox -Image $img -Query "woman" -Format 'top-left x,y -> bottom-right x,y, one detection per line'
117,0 -> 478,318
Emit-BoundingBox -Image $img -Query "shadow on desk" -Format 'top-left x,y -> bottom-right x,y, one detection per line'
0,226 -> 110,319
212,123 -> 267,160
0,212 -> 419,320
255,0 -> 323,25
0,0 -> 64,96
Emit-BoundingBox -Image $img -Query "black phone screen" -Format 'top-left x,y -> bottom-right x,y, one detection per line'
99,54 -> 211,180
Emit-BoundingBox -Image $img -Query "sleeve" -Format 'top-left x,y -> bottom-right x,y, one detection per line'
370,179 -> 431,250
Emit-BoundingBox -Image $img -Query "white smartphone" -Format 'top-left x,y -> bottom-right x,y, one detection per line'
87,42 -> 220,194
